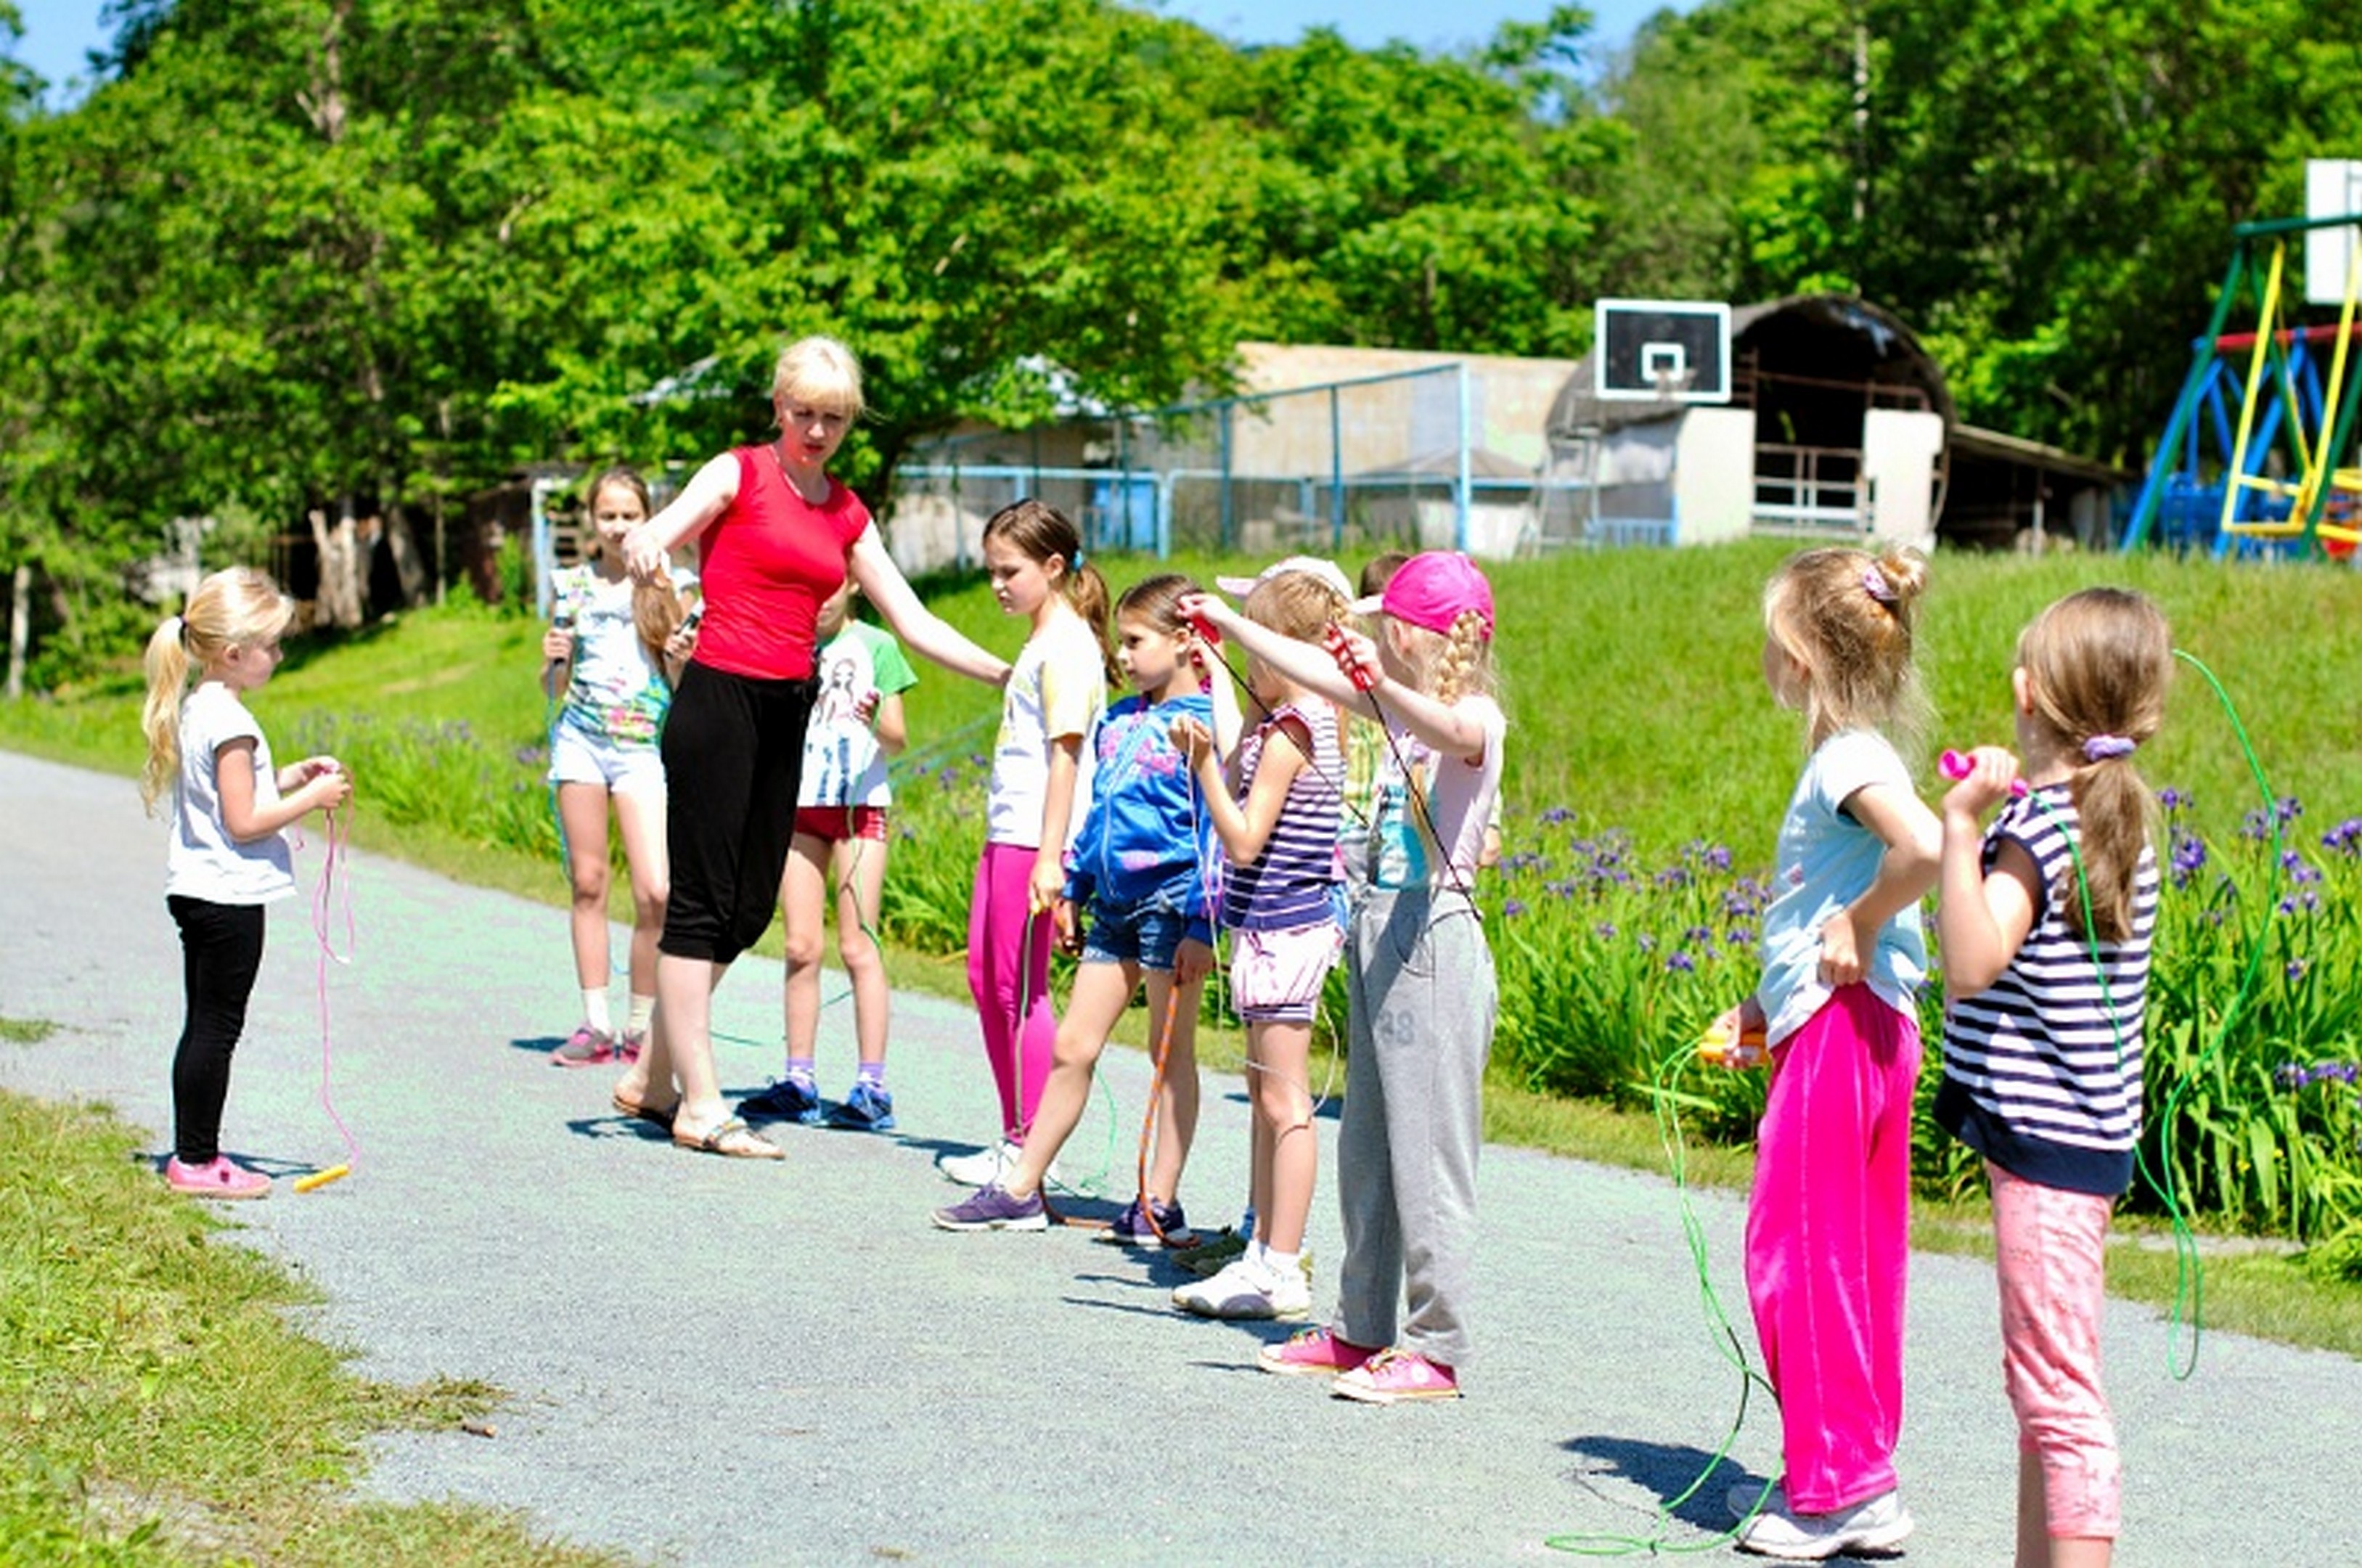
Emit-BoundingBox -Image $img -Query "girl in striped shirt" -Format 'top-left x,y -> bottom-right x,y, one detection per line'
1167,569 -> 1350,1323
1936,588 -> 2170,1568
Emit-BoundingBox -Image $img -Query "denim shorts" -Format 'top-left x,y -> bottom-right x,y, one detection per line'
1081,897 -> 1208,972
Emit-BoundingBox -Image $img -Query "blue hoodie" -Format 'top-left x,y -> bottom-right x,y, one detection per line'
1062,690 -> 1217,940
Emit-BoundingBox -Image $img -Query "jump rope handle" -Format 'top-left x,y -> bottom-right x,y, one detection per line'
1188,613 -> 1222,649
1697,1014 -> 1767,1066
680,603 -> 705,634
1323,623 -> 1377,693
546,610 -> 576,671
1939,748 -> 2030,797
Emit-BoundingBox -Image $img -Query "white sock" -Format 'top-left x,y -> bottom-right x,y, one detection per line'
581,987 -> 612,1035
1262,1246 -> 1299,1278
626,994 -> 655,1035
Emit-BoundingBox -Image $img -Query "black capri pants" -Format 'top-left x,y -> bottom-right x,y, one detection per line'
659,660 -> 820,966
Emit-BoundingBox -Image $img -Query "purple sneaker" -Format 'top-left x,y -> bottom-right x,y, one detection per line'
931,1183 -> 1047,1233
1102,1194 -> 1193,1248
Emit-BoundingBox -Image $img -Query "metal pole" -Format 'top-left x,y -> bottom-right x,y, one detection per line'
1219,401 -> 1235,552
2125,242 -> 2249,550
1330,385 -> 1346,550
1455,363 -> 1473,552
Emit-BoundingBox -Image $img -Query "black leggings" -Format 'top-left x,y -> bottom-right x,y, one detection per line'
660,661 -> 819,965
168,895 -> 267,1166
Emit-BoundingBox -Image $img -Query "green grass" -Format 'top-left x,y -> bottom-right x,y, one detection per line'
0,1083 -> 625,1566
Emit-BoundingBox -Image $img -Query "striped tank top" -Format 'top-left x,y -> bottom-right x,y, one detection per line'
1220,700 -> 1344,932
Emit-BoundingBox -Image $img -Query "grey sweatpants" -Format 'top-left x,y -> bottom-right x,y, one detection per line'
1335,886 -> 1497,1368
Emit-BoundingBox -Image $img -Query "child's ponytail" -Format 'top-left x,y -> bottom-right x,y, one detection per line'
1066,558 -> 1117,687
2016,587 -> 2173,942
1434,609 -> 1497,707
141,616 -> 192,814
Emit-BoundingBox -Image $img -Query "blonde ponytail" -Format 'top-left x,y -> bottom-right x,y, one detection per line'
140,617 -> 192,814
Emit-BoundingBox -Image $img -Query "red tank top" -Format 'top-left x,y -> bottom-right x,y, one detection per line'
690,446 -> 871,680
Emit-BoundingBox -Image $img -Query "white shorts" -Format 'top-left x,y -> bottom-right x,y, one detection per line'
548,722 -> 667,799
1230,921 -> 1344,1024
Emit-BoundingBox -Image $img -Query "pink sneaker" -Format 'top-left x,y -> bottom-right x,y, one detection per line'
164,1156 -> 271,1201
550,1026 -> 615,1067
618,1029 -> 646,1066
1256,1326 -> 1377,1379
1331,1347 -> 1460,1405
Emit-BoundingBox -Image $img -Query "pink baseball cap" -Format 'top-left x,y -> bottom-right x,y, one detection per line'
1350,551 -> 1495,640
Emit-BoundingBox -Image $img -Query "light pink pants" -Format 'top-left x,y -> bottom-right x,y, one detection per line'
1744,983 -> 1920,1516
1990,1161 -> 2121,1539
966,841 -> 1055,1143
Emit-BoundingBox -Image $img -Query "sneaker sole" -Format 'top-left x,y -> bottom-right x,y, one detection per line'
1733,1510 -> 1913,1561
1172,1293 -> 1311,1322
1258,1352 -> 1360,1378
1331,1377 -> 1460,1406
931,1211 -> 1048,1233
827,1114 -> 896,1132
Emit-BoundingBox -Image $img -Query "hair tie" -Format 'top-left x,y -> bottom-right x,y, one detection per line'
173,616 -> 189,648
1860,565 -> 1897,606
2083,734 -> 2136,761
1070,547 -> 1088,571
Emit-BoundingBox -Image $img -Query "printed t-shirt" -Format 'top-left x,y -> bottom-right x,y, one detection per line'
986,612 -> 1106,847
798,621 -> 918,809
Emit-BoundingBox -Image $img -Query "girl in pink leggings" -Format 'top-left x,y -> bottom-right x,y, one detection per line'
1710,546 -> 1941,1559
937,499 -> 1113,1188
1936,589 -> 2172,1568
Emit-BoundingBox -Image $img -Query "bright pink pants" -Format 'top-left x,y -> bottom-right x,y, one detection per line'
1744,983 -> 1921,1516
1990,1161 -> 2121,1540
966,841 -> 1055,1143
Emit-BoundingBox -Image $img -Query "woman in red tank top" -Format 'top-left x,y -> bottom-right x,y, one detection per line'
608,335 -> 1008,1157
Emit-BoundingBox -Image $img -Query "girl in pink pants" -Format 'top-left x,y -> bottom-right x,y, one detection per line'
1711,545 -> 1942,1560
938,499 -> 1112,1189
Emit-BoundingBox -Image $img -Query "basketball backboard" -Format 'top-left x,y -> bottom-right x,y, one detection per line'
1593,299 -> 1732,404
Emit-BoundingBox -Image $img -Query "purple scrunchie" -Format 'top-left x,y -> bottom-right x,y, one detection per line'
2083,734 -> 2137,761
1860,565 -> 1897,606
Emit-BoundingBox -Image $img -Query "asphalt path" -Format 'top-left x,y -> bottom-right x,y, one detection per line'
1,747 -> 2353,1564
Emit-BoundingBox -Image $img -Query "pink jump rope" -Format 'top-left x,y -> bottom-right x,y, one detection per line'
293,783 -> 359,1192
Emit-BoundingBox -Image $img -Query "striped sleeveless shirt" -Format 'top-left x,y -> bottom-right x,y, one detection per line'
1220,701 -> 1344,932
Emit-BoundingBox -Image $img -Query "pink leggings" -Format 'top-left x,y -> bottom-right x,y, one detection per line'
1991,1162 -> 2121,1540
966,841 -> 1055,1143
1744,984 -> 1920,1516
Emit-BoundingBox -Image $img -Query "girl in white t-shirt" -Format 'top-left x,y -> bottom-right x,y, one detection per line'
1709,546 -> 1942,1559
936,499 -> 1111,1188
539,467 -> 699,1068
737,579 -> 918,1132
139,568 -> 353,1201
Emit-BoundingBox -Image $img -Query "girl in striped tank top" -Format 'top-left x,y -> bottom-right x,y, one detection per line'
1935,588 -> 2171,1568
1168,570 -> 1349,1323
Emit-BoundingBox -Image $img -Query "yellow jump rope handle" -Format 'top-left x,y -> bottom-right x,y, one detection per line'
1698,1019 -> 1767,1068
293,1163 -> 351,1193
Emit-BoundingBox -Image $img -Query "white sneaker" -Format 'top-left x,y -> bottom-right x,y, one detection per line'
937,1138 -> 1018,1188
936,1138 -> 1066,1191
1171,1256 -> 1311,1320
1734,1488 -> 1912,1560
1726,1480 -> 1786,1520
